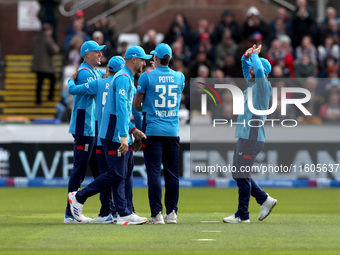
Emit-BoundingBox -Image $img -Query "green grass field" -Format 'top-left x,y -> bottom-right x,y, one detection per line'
1,187 -> 340,255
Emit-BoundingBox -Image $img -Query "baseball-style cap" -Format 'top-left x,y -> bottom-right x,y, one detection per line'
80,40 -> 107,58
150,43 -> 172,59
75,10 -> 85,18
246,57 -> 272,75
125,46 -> 152,60
108,56 -> 125,72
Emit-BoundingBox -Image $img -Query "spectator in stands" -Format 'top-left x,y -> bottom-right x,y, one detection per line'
319,92 -> 340,122
191,19 -> 213,47
117,41 -> 128,58
268,7 -> 292,47
163,22 -> 183,46
191,32 -> 215,63
174,13 -> 192,45
188,50 -> 212,78
215,30 -> 238,68
321,18 -> 340,44
171,40 -> 191,67
291,0 -> 315,48
266,39 -> 294,77
92,30 -> 114,67
212,10 -> 240,44
170,58 -> 188,77
142,29 -> 158,55
297,105 -> 322,124
222,55 -> 242,78
63,18 -> 91,51
91,16 -> 116,48
320,7 -> 340,36
295,35 -> 317,65
294,53 -> 317,78
242,6 -> 268,40
31,23 -> 59,107
252,32 -> 267,56
65,10 -> 91,36
301,76 -> 321,114
65,35 -> 83,67
37,0 -> 61,42
317,35 -> 340,77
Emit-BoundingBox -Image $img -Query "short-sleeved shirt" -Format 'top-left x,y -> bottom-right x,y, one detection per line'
137,66 -> 185,137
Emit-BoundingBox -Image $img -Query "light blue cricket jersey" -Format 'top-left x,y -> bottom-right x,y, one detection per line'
99,66 -> 136,144
68,61 -> 105,137
235,53 -> 272,142
137,66 -> 185,137
68,75 -> 112,146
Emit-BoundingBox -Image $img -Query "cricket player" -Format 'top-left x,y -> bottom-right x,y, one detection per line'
68,56 -> 125,223
64,40 -> 107,223
134,43 -> 185,224
223,44 -> 277,223
68,46 -> 150,225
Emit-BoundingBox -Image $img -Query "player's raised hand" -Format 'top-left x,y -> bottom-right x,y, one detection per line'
254,44 -> 262,54
132,129 -> 147,140
245,44 -> 256,57
103,64 -> 110,78
118,137 -> 129,155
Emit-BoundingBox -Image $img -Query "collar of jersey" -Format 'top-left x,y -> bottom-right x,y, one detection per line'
156,66 -> 170,71
121,65 -> 134,80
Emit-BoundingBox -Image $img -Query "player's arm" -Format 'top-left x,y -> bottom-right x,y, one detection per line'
68,74 -> 98,95
241,45 -> 256,81
132,105 -> 143,130
115,76 -> 130,154
134,72 -> 148,111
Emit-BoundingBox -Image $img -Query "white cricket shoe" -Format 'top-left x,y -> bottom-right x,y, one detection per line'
64,212 -> 92,224
91,213 -> 115,224
258,195 -> 277,221
164,210 -> 177,224
116,213 -> 148,225
68,192 -> 89,222
223,214 -> 250,223
149,212 -> 165,224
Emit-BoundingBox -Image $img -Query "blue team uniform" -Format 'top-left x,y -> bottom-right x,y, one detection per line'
235,53 -> 272,142
75,65 -> 137,217
137,66 -> 185,217
68,76 -> 115,216
65,61 -> 104,218
232,52 -> 270,221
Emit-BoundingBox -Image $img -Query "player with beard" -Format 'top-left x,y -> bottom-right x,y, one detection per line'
68,46 -> 151,225
223,44 -> 277,223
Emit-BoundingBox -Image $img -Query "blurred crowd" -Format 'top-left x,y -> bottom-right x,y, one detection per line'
56,0 -> 340,124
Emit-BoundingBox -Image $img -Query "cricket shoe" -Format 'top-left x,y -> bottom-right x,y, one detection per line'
116,213 -> 148,225
91,213 -> 116,224
258,195 -> 277,221
68,192 -> 89,222
64,212 -> 92,224
223,214 -> 250,223
164,210 -> 177,224
149,212 -> 165,224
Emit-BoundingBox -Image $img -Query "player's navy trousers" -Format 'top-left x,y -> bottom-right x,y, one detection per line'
126,146 -> 134,213
232,138 -> 268,220
76,139 -> 131,217
66,134 -> 95,216
143,136 -> 180,217
96,146 -> 115,216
